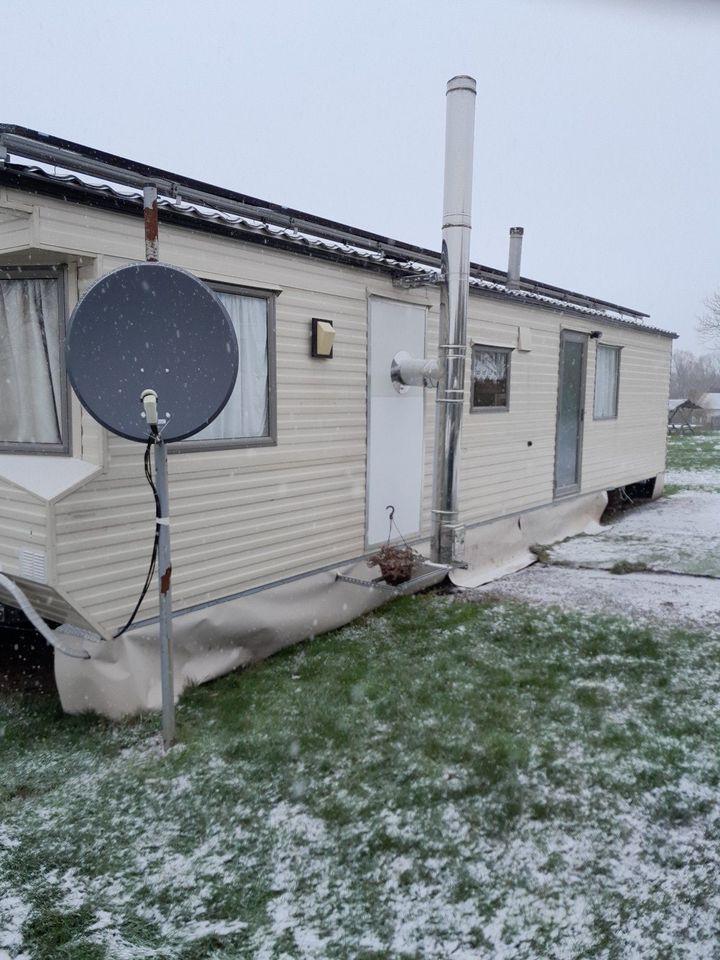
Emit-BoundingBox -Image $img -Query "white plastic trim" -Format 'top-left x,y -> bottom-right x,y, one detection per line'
0,573 -> 90,659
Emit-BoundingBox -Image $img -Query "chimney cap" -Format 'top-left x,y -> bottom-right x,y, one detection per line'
510,226 -> 524,237
446,75 -> 477,95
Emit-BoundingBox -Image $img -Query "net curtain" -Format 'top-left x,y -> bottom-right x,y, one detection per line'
0,278 -> 63,445
594,345 -> 619,418
193,292 -> 269,441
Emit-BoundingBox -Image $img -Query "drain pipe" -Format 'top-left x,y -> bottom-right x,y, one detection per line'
431,75 -> 477,565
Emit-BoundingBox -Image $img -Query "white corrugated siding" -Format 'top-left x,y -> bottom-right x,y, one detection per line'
0,478 -> 48,575
46,200 -> 383,631
0,205 -> 32,255
454,301 -> 671,523
0,190 -> 672,634
581,325 -> 671,490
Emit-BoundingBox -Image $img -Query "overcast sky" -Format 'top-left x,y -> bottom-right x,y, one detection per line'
4,0 -> 718,351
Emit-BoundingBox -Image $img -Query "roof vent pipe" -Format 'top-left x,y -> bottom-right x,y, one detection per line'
507,226 -> 524,289
431,75 -> 477,565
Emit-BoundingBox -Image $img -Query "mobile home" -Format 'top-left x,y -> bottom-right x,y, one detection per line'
0,101 -> 674,716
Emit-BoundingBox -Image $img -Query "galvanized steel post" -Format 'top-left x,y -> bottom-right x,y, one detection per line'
143,181 -> 174,747
431,76 -> 476,565
154,437 -> 175,749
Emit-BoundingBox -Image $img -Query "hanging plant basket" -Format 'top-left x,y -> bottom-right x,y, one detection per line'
367,544 -> 422,586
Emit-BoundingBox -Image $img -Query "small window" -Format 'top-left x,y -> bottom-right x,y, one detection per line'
0,268 -> 68,453
175,285 -> 276,450
471,345 -> 511,411
593,344 -> 621,419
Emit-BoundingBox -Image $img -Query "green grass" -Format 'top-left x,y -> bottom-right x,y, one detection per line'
609,559 -> 650,575
2,594 -> 720,958
666,432 -> 720,473
664,433 -> 720,496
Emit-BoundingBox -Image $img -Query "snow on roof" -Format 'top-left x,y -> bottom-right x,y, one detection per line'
699,393 -> 720,410
1,155 -> 677,338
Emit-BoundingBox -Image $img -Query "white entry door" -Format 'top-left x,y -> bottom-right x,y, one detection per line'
366,298 -> 426,547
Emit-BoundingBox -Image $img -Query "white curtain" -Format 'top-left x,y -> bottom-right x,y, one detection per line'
193,292 -> 268,441
0,278 -> 62,444
472,348 -> 508,406
474,350 -> 507,384
594,345 -> 620,418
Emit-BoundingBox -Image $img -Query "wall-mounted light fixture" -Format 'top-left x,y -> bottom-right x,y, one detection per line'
311,318 -> 335,358
589,330 -> 603,340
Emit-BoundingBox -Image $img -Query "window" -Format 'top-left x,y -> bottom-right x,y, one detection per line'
470,345 -> 511,411
593,344 -> 621,419
0,268 -> 68,453
176,285 -> 276,450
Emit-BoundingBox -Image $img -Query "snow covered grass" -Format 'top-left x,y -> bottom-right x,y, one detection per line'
548,490 -> 720,579
665,432 -> 720,492
3,595 -> 720,958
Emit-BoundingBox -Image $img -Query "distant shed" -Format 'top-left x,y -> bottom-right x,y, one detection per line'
697,393 -> 720,429
668,398 -> 702,433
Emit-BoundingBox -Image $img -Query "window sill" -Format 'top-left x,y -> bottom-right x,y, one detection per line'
169,436 -> 277,454
469,406 -> 510,414
0,454 -> 101,502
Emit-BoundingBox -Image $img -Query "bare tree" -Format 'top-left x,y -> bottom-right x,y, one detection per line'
697,290 -> 720,346
670,349 -> 720,400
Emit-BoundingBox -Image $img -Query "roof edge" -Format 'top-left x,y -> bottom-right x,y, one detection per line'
0,125 -> 672,335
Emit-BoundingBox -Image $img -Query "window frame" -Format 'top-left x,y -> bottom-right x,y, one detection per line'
0,265 -> 70,455
170,281 -> 277,453
593,343 -> 622,421
469,343 -> 513,414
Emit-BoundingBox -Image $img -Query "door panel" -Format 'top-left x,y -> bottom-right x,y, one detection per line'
555,331 -> 587,496
366,299 -> 425,547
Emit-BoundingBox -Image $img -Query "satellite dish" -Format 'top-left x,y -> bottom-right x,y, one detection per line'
66,262 -> 239,442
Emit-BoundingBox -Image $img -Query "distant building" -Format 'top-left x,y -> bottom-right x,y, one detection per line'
696,393 -> 720,429
668,398 -> 702,433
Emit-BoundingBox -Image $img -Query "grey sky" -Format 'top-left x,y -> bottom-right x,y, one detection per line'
4,0 -> 718,351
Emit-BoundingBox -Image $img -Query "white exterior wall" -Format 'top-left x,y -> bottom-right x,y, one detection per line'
0,477 -> 48,578
0,188 -> 672,637
581,326 -> 671,490
0,204 -> 32,255
453,299 -> 672,526
26,195 -> 433,633
456,300 -> 558,522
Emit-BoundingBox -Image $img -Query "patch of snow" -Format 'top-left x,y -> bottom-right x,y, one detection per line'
57,868 -> 87,909
0,891 -> 31,958
549,491 -> 720,578
470,565 -> 720,631
119,735 -> 187,762
86,910 -> 114,932
176,918 -> 248,941
666,468 -> 720,487
0,828 -> 19,852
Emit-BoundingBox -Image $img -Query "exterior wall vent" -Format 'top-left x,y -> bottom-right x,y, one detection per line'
18,548 -> 48,584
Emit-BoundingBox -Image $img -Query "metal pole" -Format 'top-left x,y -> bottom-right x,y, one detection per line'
143,180 -> 174,746
431,76 -> 477,564
154,437 -> 175,748
144,183 -> 159,263
507,227 -> 524,289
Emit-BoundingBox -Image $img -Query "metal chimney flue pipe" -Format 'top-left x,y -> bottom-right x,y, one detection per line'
431,75 -> 477,565
507,226 -> 524,289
